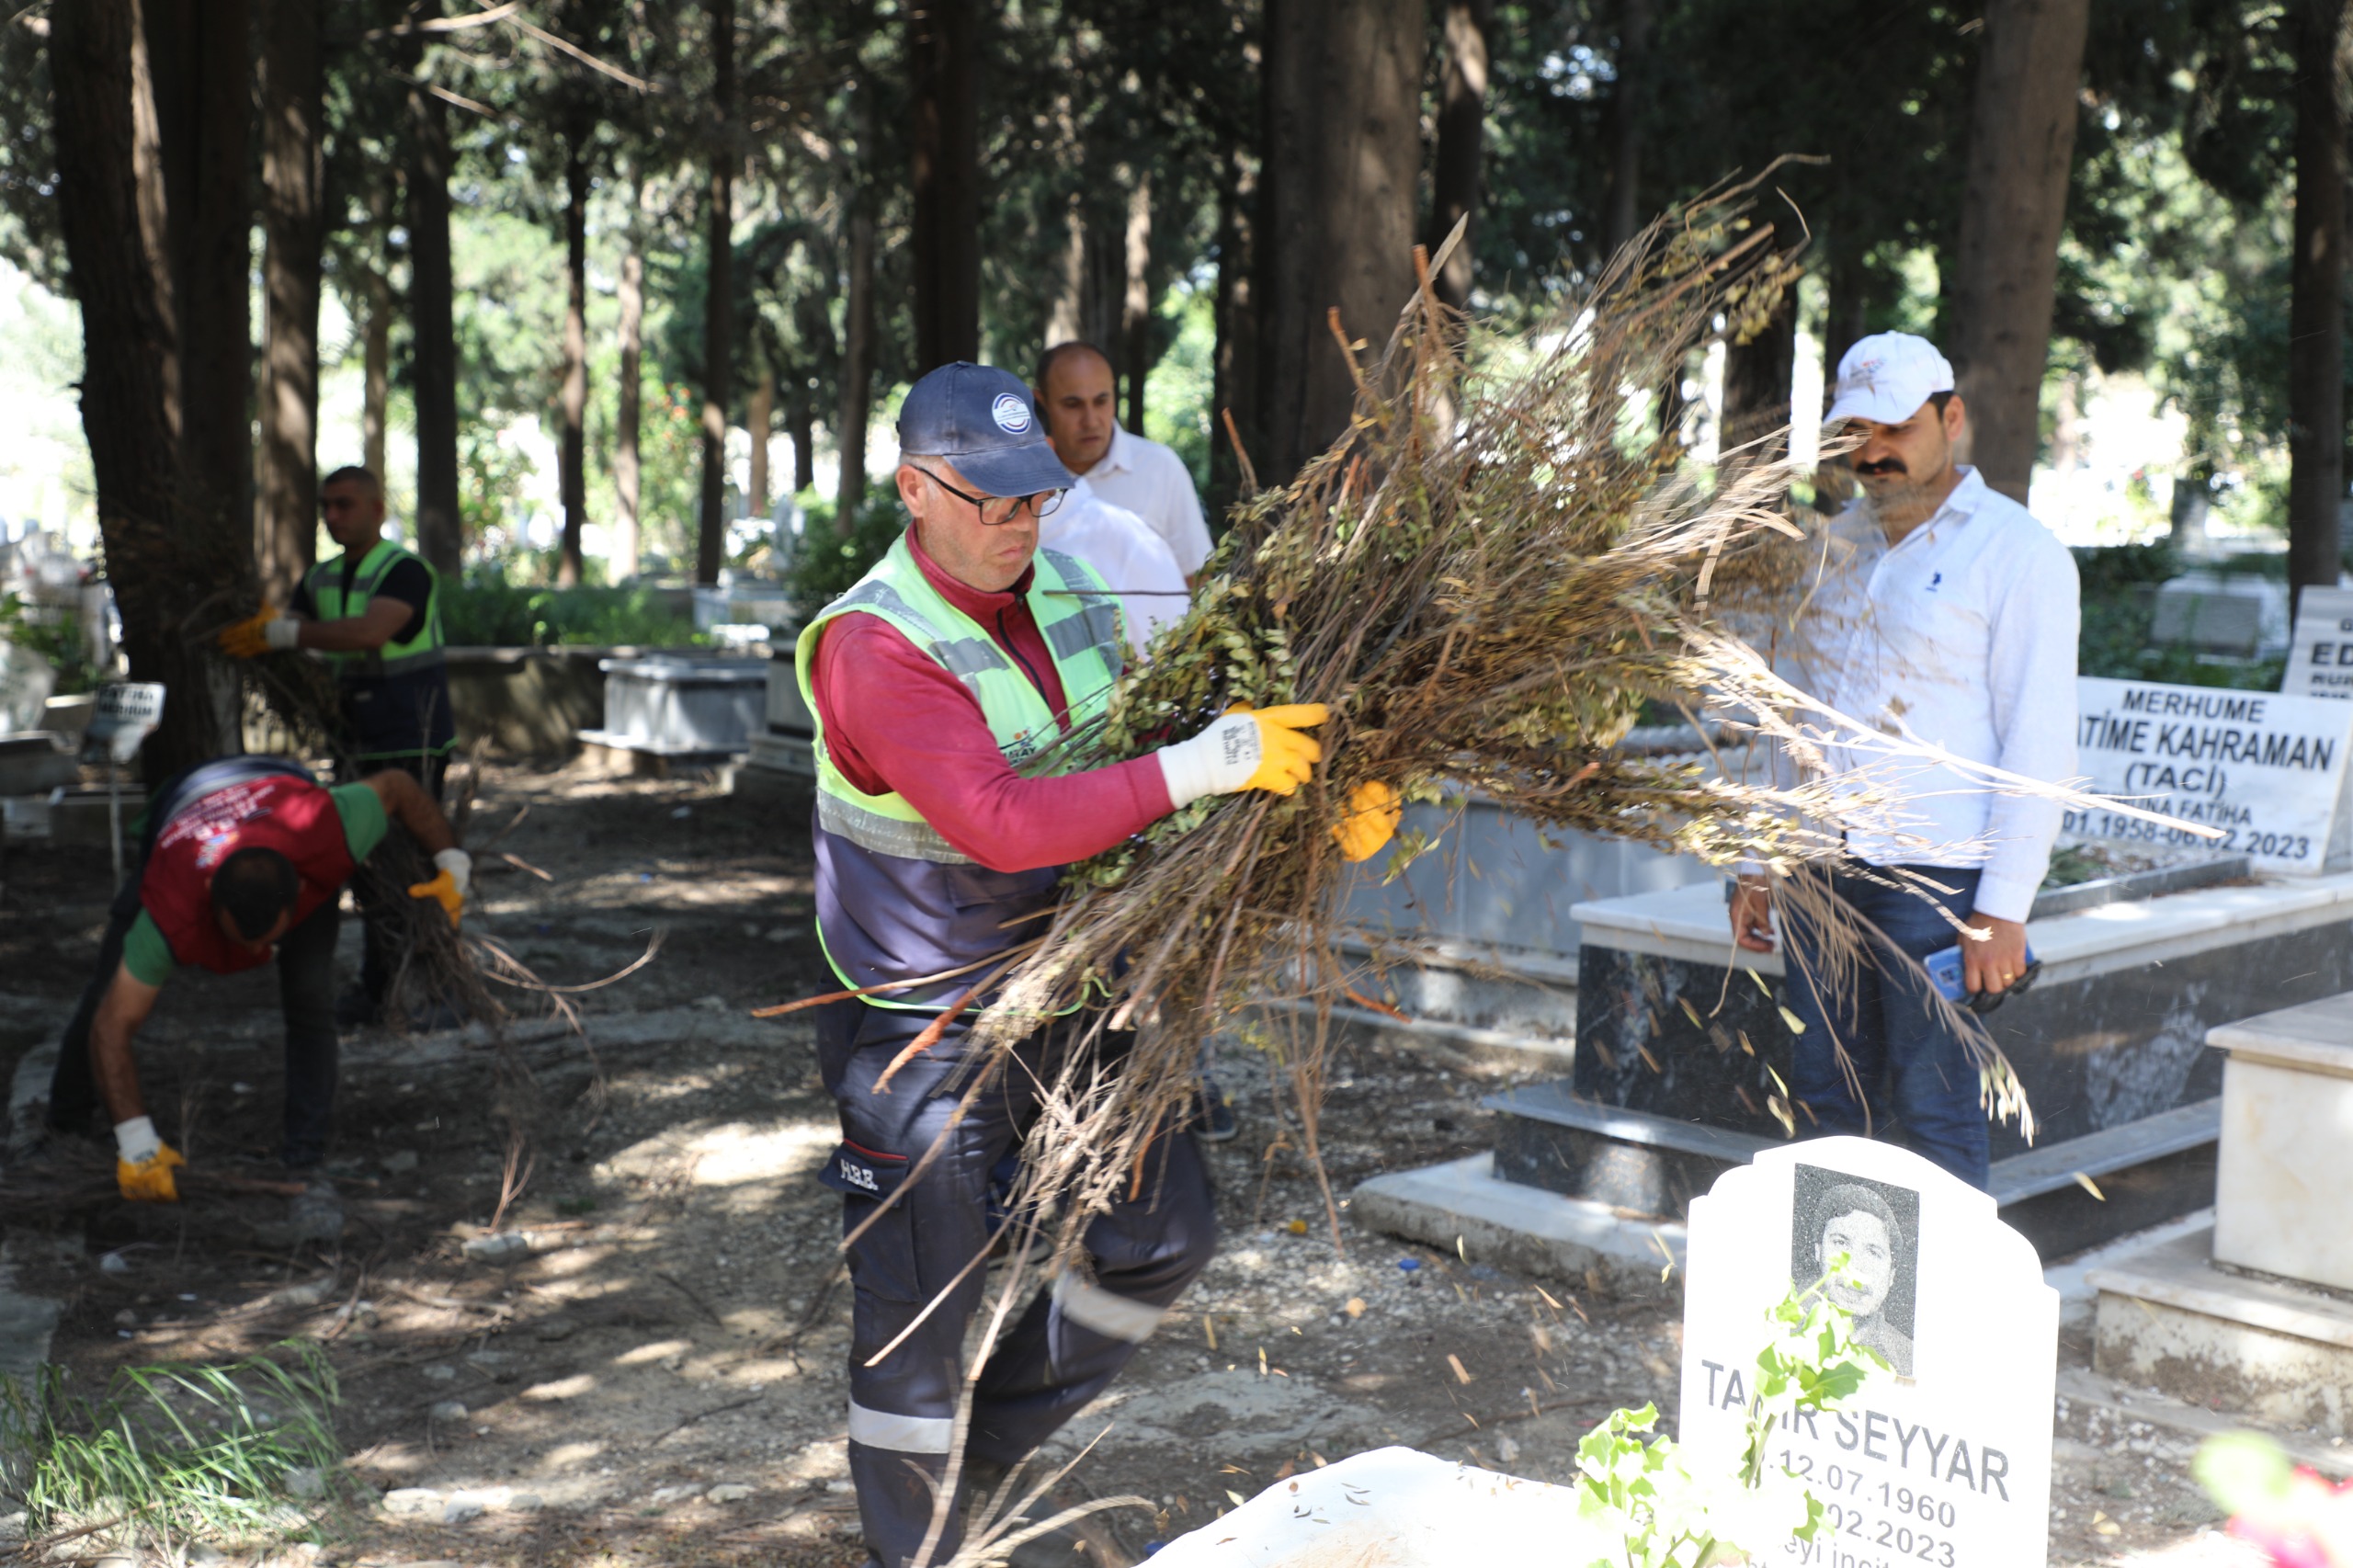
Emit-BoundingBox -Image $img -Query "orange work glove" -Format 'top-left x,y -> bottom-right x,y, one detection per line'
217,605 -> 298,659
1332,780 -> 1403,863
118,1142 -> 187,1202
405,848 -> 472,927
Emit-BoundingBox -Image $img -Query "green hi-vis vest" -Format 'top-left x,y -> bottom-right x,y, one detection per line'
794,534 -> 1126,1008
303,539 -> 448,683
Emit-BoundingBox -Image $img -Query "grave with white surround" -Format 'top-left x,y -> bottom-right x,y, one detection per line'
1352,675 -> 2353,1283
2087,988 -> 2353,1437
1156,1136 -> 2058,1567
1678,1137 -> 2058,1568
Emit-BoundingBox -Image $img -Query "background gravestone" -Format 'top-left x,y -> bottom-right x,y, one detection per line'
1677,1137 -> 2057,1568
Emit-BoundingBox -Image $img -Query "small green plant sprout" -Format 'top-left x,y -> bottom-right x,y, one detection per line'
0,1340 -> 347,1558
1568,1272 -> 1883,1568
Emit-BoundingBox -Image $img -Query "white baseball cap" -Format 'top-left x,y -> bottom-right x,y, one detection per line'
1824,333 -> 1954,426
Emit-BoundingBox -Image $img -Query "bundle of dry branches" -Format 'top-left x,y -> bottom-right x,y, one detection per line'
842,179 -> 2200,1300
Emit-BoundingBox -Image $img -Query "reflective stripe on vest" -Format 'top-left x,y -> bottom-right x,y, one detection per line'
304,539 -> 448,680
793,535 -> 1126,1006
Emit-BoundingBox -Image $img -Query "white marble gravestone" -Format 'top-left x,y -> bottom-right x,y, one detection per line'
1677,1137 -> 2057,1568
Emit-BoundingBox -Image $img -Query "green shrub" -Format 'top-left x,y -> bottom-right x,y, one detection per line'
441,582 -> 703,648
787,482 -> 907,608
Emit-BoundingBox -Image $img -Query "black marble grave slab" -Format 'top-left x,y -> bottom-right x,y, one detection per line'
1570,915 -> 2353,1160
1486,1082 -> 2222,1260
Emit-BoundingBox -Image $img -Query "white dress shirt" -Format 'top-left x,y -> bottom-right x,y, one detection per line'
1040,478 -> 1190,656
1080,424 -> 1214,577
1782,466 -> 2081,922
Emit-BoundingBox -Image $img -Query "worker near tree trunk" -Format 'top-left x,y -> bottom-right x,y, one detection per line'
219,465 -> 458,1027
1728,333 -> 2079,1190
799,362 -> 1396,1568
43,756 -> 469,1211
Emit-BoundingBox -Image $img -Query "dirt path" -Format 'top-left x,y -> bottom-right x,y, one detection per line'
0,763 -> 2274,1566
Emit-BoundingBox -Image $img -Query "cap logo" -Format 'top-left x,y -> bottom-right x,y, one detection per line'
990,393 -> 1033,435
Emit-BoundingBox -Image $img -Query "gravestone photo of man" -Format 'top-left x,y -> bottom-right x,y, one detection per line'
1791,1165 -> 1921,1377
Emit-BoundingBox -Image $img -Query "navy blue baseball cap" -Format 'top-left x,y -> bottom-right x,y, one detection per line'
896,362 -> 1076,498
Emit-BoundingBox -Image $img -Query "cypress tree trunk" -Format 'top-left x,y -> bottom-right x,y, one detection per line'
1946,0 -> 2092,502
696,0 -> 736,586
1605,0 -> 1652,257
257,0 -> 323,607
2287,0 -> 2348,606
51,0 -> 251,778
1211,139 -> 1258,514
1428,0 -> 1490,309
362,266 -> 391,483
1256,0 -> 1427,481
1722,301 -> 1798,451
1122,176 -> 1153,433
835,79 -> 877,529
557,124 -> 590,588
909,0 -> 980,369
748,366 -> 774,520
406,63 -> 462,574
615,247 -> 644,581
789,388 -> 816,498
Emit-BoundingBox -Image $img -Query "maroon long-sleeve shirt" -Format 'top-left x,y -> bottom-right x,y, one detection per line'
808,530 -> 1172,873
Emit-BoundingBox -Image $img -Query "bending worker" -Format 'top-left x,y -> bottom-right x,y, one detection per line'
44,756 -> 470,1200
220,465 -> 457,1026
797,362 -> 1396,1568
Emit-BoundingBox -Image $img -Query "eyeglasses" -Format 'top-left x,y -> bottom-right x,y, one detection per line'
917,466 -> 1064,528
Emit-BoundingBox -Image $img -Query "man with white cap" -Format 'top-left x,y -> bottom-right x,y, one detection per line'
1726,332 -> 2079,1190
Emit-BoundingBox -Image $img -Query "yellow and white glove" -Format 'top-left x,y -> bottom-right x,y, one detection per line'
406,847 -> 472,927
114,1116 -> 187,1202
1155,704 -> 1328,806
217,605 -> 301,658
1332,780 -> 1403,863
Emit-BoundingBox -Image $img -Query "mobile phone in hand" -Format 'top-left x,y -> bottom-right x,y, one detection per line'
1925,942 -> 2041,1014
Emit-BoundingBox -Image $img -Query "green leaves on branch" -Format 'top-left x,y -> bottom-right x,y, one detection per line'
1566,1278 -> 1881,1568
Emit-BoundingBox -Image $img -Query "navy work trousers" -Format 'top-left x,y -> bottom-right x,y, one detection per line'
1779,862 -> 1993,1190
817,999 -> 1218,1568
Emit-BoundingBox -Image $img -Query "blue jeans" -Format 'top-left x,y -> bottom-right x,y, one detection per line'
1779,862 -> 1992,1190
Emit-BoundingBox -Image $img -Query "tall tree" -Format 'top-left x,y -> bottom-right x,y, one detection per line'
1722,303 -> 1798,450
556,114 -> 592,587
697,0 -> 737,585
405,31 -> 462,575
748,364 -> 774,519
834,72 -> 879,528
1605,0 -> 1653,256
1428,0 -> 1491,309
256,0 -> 324,607
1121,175 -> 1152,431
1210,136 -> 1258,514
2287,0 -> 2347,602
1947,0 -> 2094,501
615,245 -> 644,580
1256,0 -> 1427,482
50,0 -> 253,777
910,0 -> 980,369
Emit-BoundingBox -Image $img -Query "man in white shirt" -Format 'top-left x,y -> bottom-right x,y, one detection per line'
1039,478 -> 1189,656
1728,332 -> 2080,1190
1035,342 -> 1215,585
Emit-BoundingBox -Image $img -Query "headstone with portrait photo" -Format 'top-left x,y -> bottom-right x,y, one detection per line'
1677,1137 -> 2057,1568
